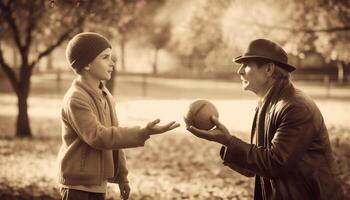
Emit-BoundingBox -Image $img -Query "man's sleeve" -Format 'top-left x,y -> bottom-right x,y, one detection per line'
220,146 -> 255,177
222,105 -> 314,179
66,97 -> 150,150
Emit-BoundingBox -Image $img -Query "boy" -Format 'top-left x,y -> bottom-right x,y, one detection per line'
58,32 -> 180,200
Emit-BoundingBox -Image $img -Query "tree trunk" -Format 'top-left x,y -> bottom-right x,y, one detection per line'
152,48 -> 159,74
16,90 -> 31,137
13,46 -> 18,68
47,53 -> 53,71
337,62 -> 344,85
15,67 -> 32,137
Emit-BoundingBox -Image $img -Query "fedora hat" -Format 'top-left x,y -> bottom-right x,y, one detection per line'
234,39 -> 296,72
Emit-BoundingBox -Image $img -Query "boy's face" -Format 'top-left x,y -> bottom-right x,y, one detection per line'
88,48 -> 115,81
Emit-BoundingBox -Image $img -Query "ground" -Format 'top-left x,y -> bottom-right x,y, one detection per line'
0,73 -> 349,199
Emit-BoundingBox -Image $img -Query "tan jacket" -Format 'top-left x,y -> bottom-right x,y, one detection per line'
221,79 -> 344,200
58,79 -> 149,186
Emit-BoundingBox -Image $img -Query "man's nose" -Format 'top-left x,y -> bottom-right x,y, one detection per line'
237,65 -> 244,75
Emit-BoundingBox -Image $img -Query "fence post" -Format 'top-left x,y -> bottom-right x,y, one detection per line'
142,73 -> 147,97
323,75 -> 330,98
56,68 -> 61,92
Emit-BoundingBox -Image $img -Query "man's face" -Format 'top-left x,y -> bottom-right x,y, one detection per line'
236,60 -> 269,94
88,48 -> 115,81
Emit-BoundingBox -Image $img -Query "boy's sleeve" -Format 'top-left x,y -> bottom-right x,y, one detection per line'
108,150 -> 129,184
66,97 -> 150,150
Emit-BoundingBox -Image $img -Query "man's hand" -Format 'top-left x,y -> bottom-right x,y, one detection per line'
118,182 -> 130,200
143,119 -> 180,136
186,116 -> 231,146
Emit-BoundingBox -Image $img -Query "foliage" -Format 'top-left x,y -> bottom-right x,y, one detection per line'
161,0 -> 350,72
168,0 -> 229,69
221,0 -> 350,62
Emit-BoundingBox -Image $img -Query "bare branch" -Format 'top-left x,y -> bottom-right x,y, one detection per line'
0,1 -> 23,51
251,22 -> 350,33
29,0 -> 96,69
0,47 -> 19,92
24,3 -> 40,52
30,18 -> 85,69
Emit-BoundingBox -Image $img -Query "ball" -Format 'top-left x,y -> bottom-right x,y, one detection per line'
184,99 -> 219,130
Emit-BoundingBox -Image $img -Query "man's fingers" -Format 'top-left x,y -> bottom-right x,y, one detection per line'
187,126 -> 213,141
210,116 -> 224,129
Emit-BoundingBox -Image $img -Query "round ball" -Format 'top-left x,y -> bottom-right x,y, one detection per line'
184,99 -> 219,130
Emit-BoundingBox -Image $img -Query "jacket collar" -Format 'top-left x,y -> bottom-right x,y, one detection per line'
74,78 -> 108,98
73,78 -> 118,126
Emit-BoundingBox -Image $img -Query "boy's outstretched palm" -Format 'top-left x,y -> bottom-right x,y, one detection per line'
144,119 -> 180,135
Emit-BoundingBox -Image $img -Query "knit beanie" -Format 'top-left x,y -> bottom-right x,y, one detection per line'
66,32 -> 112,72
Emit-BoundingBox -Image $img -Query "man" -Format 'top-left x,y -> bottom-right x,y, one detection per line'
187,39 -> 344,200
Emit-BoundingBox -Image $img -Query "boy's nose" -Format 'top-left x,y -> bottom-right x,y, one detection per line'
110,59 -> 116,69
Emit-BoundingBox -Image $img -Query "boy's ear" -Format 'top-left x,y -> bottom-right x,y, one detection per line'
83,65 -> 90,71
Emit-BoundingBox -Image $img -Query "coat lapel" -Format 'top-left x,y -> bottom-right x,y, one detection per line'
250,106 -> 259,144
254,79 -> 291,147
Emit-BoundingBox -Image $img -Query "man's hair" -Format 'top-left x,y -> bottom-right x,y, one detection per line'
255,59 -> 290,80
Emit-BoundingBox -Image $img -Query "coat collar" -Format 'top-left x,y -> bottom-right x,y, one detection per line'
73,79 -> 118,126
74,78 -> 108,98
251,79 -> 294,144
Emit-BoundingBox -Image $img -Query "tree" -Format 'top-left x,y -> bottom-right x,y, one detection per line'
222,0 -> 350,63
149,23 -> 171,74
168,0 -> 228,70
104,0 -> 167,92
105,0 -> 148,94
0,0 -> 117,137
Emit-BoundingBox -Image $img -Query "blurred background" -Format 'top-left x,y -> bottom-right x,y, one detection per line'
0,0 -> 349,199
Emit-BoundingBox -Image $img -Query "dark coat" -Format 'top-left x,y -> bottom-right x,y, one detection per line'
221,79 -> 344,200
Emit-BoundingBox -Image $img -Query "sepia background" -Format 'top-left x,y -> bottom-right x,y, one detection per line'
0,0 -> 349,199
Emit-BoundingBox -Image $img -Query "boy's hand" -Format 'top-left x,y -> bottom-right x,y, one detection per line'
144,119 -> 180,136
186,116 -> 231,146
118,182 -> 130,200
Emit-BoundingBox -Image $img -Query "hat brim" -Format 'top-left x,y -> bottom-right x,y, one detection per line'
234,55 -> 296,72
